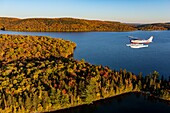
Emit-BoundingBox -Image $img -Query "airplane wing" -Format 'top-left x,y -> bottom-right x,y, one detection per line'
128,36 -> 141,40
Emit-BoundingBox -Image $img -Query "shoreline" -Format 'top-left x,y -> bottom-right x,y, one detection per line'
1,29 -> 169,33
43,90 -> 170,113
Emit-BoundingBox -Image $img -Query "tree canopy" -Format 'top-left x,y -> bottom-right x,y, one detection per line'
0,17 -> 136,32
0,34 -> 76,63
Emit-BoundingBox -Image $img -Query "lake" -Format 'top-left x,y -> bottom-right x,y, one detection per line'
0,30 -> 170,78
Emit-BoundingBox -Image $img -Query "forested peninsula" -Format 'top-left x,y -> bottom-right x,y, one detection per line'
0,34 -> 169,113
0,17 -> 170,32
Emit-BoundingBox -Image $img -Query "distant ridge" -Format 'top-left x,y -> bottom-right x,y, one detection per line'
137,23 -> 170,30
0,17 -> 136,32
0,17 -> 169,32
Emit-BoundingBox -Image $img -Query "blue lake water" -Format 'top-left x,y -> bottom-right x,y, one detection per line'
1,30 -> 170,77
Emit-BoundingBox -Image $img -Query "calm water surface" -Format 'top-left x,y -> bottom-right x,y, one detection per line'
1,30 -> 170,77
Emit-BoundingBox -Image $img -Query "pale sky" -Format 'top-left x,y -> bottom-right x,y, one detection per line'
1,0 -> 170,23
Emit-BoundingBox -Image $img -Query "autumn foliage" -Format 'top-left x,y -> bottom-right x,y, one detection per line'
0,17 -> 136,32
0,34 -> 76,63
0,34 -> 169,113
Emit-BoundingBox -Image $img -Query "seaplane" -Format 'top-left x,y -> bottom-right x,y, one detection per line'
126,36 -> 153,48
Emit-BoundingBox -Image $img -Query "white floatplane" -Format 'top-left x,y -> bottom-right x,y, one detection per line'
126,36 -> 153,48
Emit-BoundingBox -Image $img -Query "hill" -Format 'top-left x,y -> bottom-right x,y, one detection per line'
1,17 -> 170,32
0,34 -> 76,63
0,17 -> 137,32
137,23 -> 170,30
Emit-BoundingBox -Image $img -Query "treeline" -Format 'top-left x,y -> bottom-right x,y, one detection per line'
0,17 -> 136,32
1,17 -> 170,32
0,35 -> 169,113
137,23 -> 170,31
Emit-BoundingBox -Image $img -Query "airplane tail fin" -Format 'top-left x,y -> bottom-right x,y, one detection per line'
148,36 -> 154,42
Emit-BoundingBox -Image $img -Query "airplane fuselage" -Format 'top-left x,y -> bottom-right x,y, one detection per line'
130,40 -> 151,44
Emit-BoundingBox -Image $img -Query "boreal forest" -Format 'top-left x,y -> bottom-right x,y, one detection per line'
0,34 -> 169,113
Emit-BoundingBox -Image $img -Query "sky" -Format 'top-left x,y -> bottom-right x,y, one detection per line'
1,0 -> 170,23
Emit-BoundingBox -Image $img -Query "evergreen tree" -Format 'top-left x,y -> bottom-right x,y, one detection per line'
24,93 -> 32,111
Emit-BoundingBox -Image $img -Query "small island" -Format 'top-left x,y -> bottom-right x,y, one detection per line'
0,34 -> 169,113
